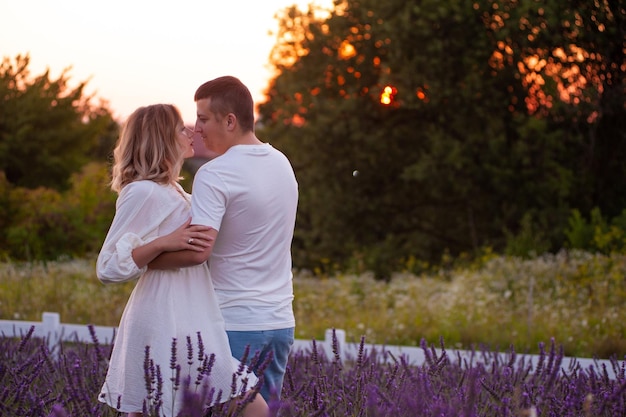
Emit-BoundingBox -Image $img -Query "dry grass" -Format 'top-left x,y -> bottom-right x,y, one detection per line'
1,250 -> 625,358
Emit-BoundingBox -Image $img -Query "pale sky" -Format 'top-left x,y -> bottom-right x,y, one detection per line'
1,0 -> 332,124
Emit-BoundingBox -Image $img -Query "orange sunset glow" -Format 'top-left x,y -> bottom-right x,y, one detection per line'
0,0 -> 334,123
380,85 -> 397,105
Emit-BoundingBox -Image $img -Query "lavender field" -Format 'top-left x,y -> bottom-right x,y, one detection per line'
1,250 -> 626,415
2,326 -> 625,416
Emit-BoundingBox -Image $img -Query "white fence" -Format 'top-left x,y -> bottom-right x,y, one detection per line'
0,312 -> 620,379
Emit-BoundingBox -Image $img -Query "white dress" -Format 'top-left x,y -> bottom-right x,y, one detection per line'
96,180 -> 257,415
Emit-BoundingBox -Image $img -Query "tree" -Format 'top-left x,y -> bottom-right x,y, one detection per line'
0,54 -> 118,190
258,0 -> 625,276
485,0 -> 626,217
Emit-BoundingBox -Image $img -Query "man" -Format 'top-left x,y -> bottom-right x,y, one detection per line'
150,76 -> 298,401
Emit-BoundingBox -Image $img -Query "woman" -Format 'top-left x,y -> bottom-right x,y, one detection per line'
96,104 -> 268,417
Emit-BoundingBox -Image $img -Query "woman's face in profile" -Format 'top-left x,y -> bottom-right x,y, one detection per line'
177,123 -> 195,159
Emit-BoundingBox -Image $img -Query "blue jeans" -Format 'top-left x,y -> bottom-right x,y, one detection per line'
226,328 -> 294,401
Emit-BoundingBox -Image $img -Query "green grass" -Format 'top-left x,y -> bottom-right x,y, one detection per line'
1,250 -> 625,359
0,258 -> 134,325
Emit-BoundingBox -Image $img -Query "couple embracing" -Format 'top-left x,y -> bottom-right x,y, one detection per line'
97,76 -> 298,417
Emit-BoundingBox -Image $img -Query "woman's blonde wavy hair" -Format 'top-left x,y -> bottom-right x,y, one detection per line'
111,104 -> 186,193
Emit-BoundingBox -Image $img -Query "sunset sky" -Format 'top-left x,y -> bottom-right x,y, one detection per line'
1,0 -> 332,124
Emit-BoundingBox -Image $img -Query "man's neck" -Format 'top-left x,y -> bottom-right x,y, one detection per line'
233,131 -> 262,146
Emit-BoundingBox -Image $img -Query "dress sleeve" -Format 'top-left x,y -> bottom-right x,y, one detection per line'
96,181 -> 171,284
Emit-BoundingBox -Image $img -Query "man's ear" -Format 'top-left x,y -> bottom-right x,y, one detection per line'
226,113 -> 236,129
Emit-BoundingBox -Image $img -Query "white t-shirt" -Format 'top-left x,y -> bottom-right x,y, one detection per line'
191,143 -> 298,331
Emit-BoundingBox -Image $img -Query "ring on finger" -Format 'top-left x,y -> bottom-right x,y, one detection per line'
188,238 -> 194,244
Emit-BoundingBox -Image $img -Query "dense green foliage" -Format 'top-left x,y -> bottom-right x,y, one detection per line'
257,0 -> 626,277
2,251 -> 624,359
0,55 -> 120,260
0,55 -> 118,190
1,1 -> 625,274
0,163 -> 117,260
